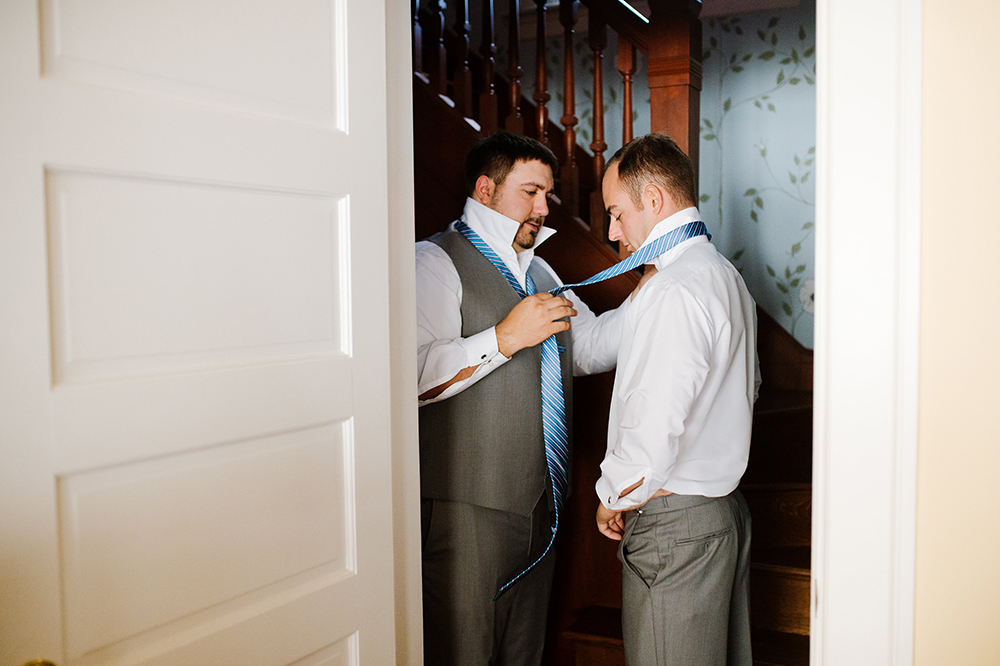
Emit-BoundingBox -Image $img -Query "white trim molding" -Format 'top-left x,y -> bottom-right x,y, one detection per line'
813,0 -> 920,664
385,0 -> 423,664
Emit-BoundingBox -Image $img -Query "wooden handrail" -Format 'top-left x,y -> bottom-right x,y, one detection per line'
579,0 -> 649,54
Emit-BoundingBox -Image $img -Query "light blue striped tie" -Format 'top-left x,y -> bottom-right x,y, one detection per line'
550,220 -> 711,296
455,218 -> 710,600
455,220 -> 568,600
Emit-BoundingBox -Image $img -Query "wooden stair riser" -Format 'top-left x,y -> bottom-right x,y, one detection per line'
742,485 -> 811,550
750,564 -> 810,636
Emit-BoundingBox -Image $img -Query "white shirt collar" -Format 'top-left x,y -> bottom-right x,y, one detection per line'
457,197 -> 557,285
630,206 -> 706,269
461,197 -> 556,254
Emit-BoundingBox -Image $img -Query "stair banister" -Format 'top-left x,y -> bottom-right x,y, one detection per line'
532,0 -> 551,146
505,0 -> 525,133
579,0 -> 649,53
587,7 -> 607,240
410,0 -> 702,249
453,0 -> 474,117
426,0 -> 448,96
559,0 -> 580,215
480,0 -> 499,134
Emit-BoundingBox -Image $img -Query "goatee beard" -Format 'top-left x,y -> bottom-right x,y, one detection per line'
514,225 -> 538,250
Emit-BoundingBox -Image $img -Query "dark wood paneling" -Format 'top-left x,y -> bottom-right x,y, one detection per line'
412,73 -> 479,240
757,306 -> 814,393
744,391 -> 812,486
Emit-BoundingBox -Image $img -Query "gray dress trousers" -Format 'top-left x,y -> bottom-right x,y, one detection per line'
618,491 -> 753,666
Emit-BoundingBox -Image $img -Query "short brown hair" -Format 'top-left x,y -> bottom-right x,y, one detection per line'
464,131 -> 559,197
607,133 -> 696,210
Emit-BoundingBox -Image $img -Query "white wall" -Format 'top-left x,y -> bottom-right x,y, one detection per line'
916,0 -> 1000,663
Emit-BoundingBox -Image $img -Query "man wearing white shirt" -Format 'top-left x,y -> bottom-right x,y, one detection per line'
595,134 -> 758,666
416,132 -> 623,665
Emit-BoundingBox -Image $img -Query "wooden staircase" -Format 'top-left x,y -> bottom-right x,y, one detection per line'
740,309 -> 813,666
410,2 -> 813,664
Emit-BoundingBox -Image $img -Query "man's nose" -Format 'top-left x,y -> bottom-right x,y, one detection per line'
608,218 -> 622,241
534,195 -> 549,217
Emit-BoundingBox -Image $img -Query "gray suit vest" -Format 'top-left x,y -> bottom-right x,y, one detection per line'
419,230 -> 574,517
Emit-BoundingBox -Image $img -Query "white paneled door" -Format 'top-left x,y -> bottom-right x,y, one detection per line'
0,1 -> 397,665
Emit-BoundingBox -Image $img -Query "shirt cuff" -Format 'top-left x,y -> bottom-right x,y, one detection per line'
595,471 -> 650,512
461,326 -> 507,367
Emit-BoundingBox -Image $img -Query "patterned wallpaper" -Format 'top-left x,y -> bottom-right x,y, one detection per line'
508,1 -> 816,348
700,3 -> 816,348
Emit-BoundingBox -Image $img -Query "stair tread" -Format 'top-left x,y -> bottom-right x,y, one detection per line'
754,389 -> 813,415
741,482 -> 811,493
753,546 -> 811,571
752,630 -> 809,666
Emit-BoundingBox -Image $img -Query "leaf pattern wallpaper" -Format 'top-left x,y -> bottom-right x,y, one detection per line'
508,1 -> 816,347
700,2 -> 816,348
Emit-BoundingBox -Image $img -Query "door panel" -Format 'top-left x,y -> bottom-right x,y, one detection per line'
0,0 -> 395,664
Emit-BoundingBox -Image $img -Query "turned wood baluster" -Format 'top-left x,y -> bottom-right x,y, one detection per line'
505,0 -> 525,133
412,0 -> 423,74
532,0 -> 550,146
426,0 -> 448,96
588,10 -> 608,240
559,0 -> 579,216
619,37 -> 636,146
453,0 -> 473,116
479,0 -> 498,134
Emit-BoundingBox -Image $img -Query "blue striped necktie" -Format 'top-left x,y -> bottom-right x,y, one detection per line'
551,220 -> 710,295
455,220 -> 568,600
454,217 -> 709,599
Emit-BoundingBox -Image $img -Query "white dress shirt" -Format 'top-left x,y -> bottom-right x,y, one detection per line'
416,197 -> 625,404
596,207 -> 761,511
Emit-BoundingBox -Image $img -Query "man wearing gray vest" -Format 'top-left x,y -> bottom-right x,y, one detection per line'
416,132 -> 624,665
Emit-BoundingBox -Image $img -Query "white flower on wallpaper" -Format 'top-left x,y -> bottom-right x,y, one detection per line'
700,3 -> 817,348
800,279 -> 815,314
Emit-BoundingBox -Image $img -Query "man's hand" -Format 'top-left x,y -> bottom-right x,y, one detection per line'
596,503 -> 625,541
495,293 -> 577,358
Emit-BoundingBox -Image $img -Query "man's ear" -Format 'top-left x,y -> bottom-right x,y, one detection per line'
474,175 -> 496,205
644,182 -> 668,216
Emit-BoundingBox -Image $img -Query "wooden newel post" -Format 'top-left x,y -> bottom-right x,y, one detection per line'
646,0 -> 703,175
559,0 -> 579,216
